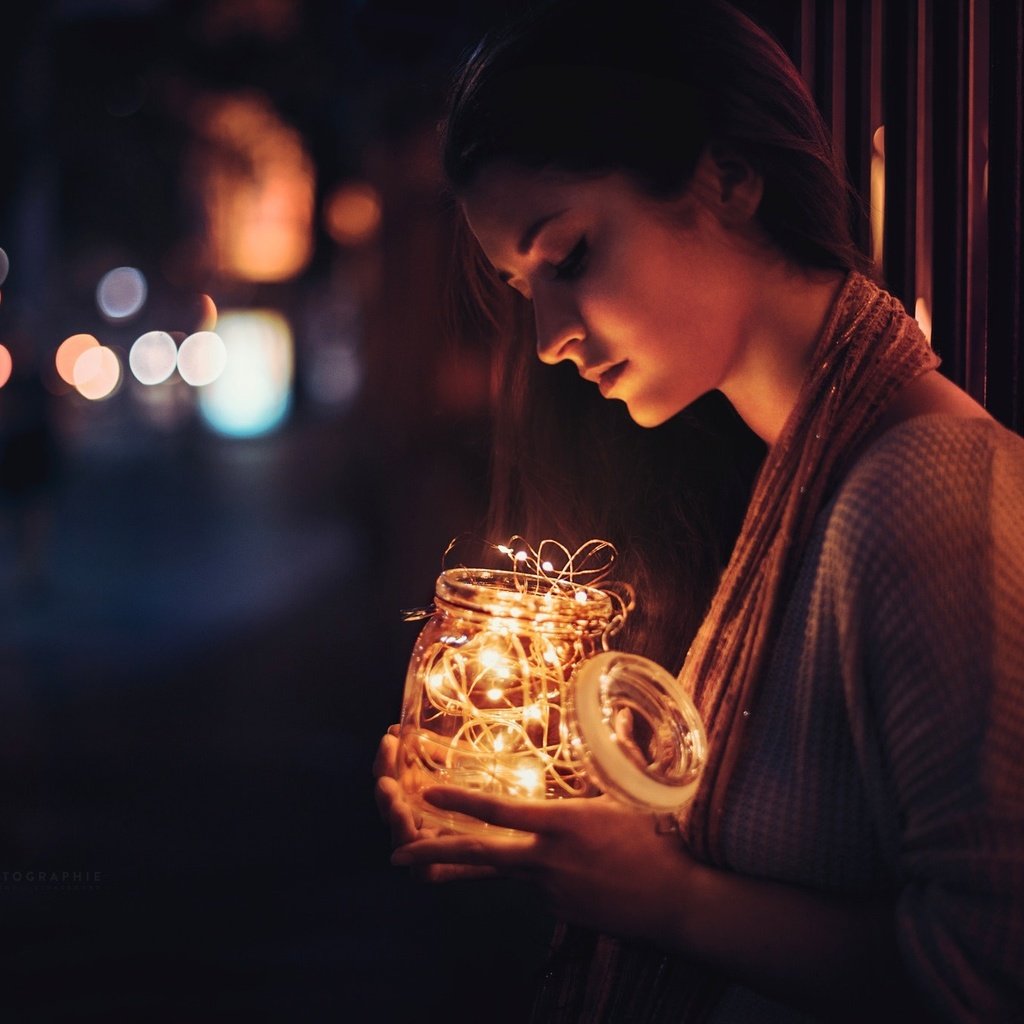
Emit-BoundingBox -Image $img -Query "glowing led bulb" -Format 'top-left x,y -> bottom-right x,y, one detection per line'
514,765 -> 544,796
478,646 -> 512,678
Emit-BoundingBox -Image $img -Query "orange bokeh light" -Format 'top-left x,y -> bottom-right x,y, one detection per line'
55,333 -> 100,385
197,293 -> 218,332
193,92 -> 315,283
73,345 -> 121,400
324,182 -> 382,246
0,344 -> 12,388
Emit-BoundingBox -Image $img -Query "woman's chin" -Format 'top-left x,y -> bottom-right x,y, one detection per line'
625,401 -> 677,429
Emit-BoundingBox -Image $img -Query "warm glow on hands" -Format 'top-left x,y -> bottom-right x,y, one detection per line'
391,787 -> 697,946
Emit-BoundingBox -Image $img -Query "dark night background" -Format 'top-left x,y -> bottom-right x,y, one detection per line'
1,1 -> 1016,1021
0,3 -> 552,1020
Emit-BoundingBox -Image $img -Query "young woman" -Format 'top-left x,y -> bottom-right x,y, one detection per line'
374,2 -> 1024,1020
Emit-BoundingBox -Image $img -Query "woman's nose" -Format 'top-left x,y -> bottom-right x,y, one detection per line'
533,289 -> 584,366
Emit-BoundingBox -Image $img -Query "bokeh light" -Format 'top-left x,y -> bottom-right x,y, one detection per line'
73,345 -> 122,400
97,266 -> 148,320
324,182 -> 382,246
871,125 -> 885,268
0,344 -> 12,388
194,93 -> 314,282
197,309 -> 293,437
0,247 -> 9,286
914,297 -> 933,343
129,330 -> 178,385
177,330 -> 227,386
55,333 -> 101,385
197,293 -> 218,332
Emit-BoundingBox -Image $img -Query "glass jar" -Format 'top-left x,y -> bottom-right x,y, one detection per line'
398,567 -> 706,834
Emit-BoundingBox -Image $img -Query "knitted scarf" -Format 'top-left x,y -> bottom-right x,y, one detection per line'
530,270 -> 940,1022
680,270 -> 939,864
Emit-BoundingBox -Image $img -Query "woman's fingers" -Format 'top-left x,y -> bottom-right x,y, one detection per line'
391,829 -> 539,872
375,775 -> 422,846
373,726 -> 523,884
373,774 -> 398,819
422,785 -> 559,835
419,863 -> 502,883
372,730 -> 400,781
373,728 -> 424,845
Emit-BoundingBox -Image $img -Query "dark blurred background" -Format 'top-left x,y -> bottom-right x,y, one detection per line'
0,3 -> 541,1021
0,1 -> 1019,1021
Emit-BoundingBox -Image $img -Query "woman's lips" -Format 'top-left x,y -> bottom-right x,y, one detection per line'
598,361 -> 627,397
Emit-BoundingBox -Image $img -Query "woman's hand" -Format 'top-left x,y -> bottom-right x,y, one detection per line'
381,775 -> 928,1018
390,785 -> 699,947
372,726 -> 420,846
372,727 -> 497,882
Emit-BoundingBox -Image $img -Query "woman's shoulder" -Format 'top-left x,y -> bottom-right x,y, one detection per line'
843,412 -> 1024,504
825,412 -> 1024,568
819,414 -> 1024,701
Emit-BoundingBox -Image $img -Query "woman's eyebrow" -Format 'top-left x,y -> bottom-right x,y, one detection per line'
516,208 -> 568,255
495,208 -> 570,284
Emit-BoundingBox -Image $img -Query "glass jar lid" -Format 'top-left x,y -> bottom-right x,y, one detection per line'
567,652 -> 707,812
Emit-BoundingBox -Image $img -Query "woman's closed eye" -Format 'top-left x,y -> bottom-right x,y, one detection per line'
553,237 -> 588,281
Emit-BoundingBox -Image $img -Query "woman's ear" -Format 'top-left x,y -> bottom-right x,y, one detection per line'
693,143 -> 764,227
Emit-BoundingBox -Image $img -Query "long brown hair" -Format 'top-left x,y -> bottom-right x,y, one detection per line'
440,0 -> 870,669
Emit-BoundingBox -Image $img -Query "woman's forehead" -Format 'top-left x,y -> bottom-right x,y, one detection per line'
461,164 -> 626,253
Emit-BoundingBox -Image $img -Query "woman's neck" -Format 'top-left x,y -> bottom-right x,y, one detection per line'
718,267 -> 847,446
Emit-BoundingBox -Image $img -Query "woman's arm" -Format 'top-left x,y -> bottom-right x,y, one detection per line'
833,417 -> 1024,1021
679,846 -> 932,1021
391,785 -> 937,1021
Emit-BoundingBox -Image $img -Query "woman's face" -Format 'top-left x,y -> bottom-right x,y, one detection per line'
461,160 -> 765,428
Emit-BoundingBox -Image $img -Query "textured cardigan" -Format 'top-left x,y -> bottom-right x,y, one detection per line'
710,413 -> 1024,1021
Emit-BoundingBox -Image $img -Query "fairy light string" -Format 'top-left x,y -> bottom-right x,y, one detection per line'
403,537 -> 636,802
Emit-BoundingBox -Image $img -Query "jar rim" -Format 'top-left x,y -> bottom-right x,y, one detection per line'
435,567 -> 614,631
